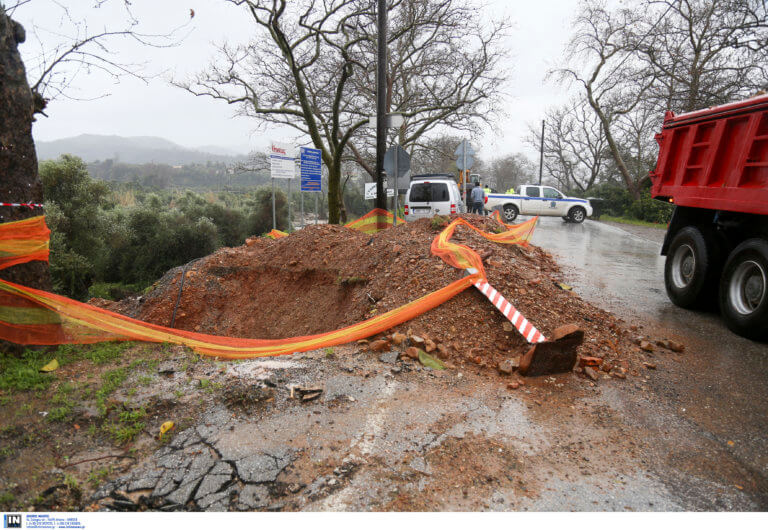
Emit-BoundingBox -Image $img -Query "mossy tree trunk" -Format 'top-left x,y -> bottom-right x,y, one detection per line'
0,7 -> 50,290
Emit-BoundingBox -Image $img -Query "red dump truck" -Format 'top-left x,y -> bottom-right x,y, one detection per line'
650,94 -> 768,340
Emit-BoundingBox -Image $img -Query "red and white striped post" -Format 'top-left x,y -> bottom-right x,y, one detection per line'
466,268 -> 546,344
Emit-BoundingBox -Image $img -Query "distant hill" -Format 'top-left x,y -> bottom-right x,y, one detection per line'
36,134 -> 247,165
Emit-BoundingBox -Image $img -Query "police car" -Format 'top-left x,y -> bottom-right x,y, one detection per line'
485,185 -> 593,223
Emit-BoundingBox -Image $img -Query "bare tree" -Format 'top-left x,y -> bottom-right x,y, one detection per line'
526,99 -> 608,193
178,0 -> 375,224
10,0 -> 187,115
556,0 -> 768,199
488,153 -> 535,193
633,0 -> 768,112
613,100 -> 660,189
345,0 -> 508,179
554,1 -> 656,199
178,0 -> 508,223
406,134 -> 463,175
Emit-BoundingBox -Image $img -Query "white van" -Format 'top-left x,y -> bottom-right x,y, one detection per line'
404,174 -> 464,221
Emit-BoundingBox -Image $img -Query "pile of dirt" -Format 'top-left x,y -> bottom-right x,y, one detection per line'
100,215 -> 642,376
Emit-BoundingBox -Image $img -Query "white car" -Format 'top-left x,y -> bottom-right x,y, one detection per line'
485,185 -> 593,223
404,175 -> 465,220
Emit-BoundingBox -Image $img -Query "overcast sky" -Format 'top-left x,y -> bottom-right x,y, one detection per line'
12,0 -> 580,162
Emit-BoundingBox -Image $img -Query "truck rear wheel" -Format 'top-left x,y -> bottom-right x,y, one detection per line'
664,226 -> 722,309
719,239 -> 768,341
502,204 -> 519,222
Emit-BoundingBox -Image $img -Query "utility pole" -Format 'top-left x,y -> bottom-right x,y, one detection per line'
375,0 -> 387,210
538,119 -> 545,186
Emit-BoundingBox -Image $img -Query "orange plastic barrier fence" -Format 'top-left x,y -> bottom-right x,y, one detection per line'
431,216 -> 537,277
0,211 -> 536,358
0,216 -> 50,270
265,229 -> 289,239
343,208 -> 404,234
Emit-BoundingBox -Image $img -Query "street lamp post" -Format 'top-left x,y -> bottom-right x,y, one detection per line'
375,0 -> 388,210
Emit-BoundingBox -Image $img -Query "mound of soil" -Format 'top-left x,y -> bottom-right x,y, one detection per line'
102,215 -> 640,373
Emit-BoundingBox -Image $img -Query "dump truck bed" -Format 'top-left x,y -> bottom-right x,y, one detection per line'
650,94 -> 768,216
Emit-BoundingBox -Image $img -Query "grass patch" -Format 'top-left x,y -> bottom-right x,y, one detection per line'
0,491 -> 15,506
55,341 -> 135,366
430,215 -> 449,229
336,275 -> 368,286
87,466 -> 114,488
105,407 -> 146,445
87,282 -> 146,302
600,215 -> 667,229
137,375 -> 154,386
47,382 -> 76,423
0,349 -> 56,392
95,368 -> 128,415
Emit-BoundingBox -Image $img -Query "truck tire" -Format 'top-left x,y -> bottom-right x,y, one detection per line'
718,239 -> 768,341
568,206 -> 586,223
502,204 -> 519,222
664,226 -> 723,309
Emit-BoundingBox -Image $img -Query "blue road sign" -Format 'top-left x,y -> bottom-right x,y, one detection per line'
300,147 -> 322,192
454,139 -> 475,157
456,154 -> 475,170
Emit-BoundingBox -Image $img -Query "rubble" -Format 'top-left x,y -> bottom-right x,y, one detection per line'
101,216 -> 642,376
657,339 -> 685,353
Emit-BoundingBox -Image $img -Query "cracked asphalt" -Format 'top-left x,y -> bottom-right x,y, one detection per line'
90,217 -> 767,512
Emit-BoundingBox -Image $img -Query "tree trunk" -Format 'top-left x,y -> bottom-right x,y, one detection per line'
0,8 -> 50,290
327,161 -> 341,224
585,85 -> 641,199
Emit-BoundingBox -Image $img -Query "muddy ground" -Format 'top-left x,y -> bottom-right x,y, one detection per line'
0,339 -> 687,512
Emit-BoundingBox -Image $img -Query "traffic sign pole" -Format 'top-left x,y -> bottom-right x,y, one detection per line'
272,178 -> 276,230
463,146 -> 467,207
393,144 -> 398,227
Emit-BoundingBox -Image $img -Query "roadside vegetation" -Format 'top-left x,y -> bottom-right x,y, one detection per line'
0,340 -> 214,510
599,215 -> 667,229
41,155 -> 374,302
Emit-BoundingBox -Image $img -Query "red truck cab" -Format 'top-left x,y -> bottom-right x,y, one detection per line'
650,94 -> 768,340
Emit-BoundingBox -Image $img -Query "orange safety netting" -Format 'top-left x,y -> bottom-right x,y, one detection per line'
343,208 -> 404,234
0,211 -> 536,358
265,229 -> 289,239
0,216 -> 50,270
431,215 -> 538,277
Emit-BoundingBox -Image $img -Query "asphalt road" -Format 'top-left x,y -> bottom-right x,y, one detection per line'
529,216 -> 768,510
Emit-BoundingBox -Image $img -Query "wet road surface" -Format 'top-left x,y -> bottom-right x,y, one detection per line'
531,216 -> 768,510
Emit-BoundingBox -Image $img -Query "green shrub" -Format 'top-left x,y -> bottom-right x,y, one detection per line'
627,190 -> 674,224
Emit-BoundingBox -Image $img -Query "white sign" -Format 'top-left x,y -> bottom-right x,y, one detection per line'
269,142 -> 296,179
364,182 -> 394,199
